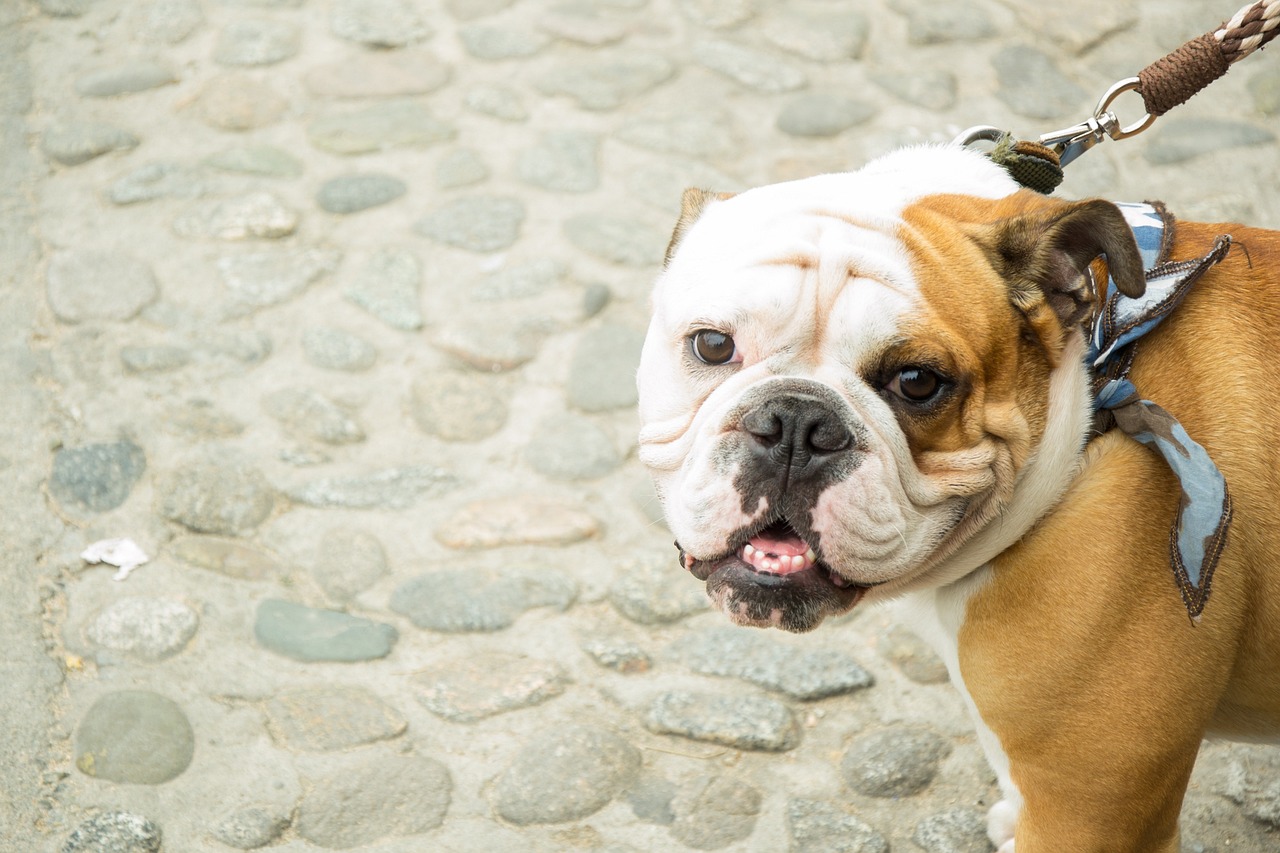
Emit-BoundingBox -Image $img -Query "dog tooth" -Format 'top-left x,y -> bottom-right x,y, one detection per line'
790,555 -> 805,571
744,543 -> 756,557
805,548 -> 817,562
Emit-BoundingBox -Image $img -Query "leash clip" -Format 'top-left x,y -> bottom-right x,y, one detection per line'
1040,77 -> 1156,167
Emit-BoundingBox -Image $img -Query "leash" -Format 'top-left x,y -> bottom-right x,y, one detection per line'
956,0 -> 1280,193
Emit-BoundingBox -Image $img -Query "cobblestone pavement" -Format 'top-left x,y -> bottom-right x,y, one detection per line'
3,0 -> 1280,851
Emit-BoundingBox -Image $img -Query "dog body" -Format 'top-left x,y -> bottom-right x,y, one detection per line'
637,145 -> 1280,851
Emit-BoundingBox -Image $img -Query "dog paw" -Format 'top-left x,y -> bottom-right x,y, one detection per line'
987,799 -> 1018,846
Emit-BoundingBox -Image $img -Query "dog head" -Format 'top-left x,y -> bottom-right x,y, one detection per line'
636,145 -> 1144,632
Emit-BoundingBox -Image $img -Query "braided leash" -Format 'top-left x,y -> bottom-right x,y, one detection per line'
957,0 -> 1280,193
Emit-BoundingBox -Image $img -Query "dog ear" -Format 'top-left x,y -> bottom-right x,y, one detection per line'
980,199 -> 1145,357
664,188 -> 734,267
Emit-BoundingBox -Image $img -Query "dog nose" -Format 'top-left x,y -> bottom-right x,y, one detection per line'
740,393 -> 855,480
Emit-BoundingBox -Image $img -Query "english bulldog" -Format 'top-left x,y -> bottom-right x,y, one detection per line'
636,144 -> 1280,852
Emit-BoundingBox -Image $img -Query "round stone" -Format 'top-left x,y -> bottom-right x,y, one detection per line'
312,527 -> 388,601
433,322 -> 539,371
1143,119 -> 1277,166
204,145 -> 303,178
130,0 -> 203,45
880,625 -> 950,684
254,598 -> 398,662
912,808 -> 991,853
617,109 -> 740,160
678,0 -> 755,28
75,62 -> 176,97
524,413 -> 621,481
217,249 -> 339,308
436,147 -> 490,188
535,52 -> 675,110
460,24 -> 551,60
581,635 -> 651,674
296,755 -> 451,847
170,535 -> 282,581
316,173 -> 407,214
309,100 -> 455,155
567,323 -> 645,411
472,258 -> 566,301
693,38 -> 807,93
993,45 -> 1087,120
283,465 -> 454,509
787,799 -> 888,853
777,94 -> 876,138
414,653 -> 568,721
330,0 -> 431,47
761,9 -> 868,61
121,346 -> 192,374
265,686 -> 406,751
841,728 -> 953,798
38,0 -> 89,16
155,455 -> 275,535
494,726 -> 641,824
1249,67 -> 1280,116
210,807 -> 288,850
47,250 -> 157,323
907,3 -> 996,44
646,691 -> 799,751
198,74 -> 286,131
62,811 -> 162,853
174,193 -> 297,240
86,598 -> 198,661
669,775 -> 762,849
410,372 -> 509,441
305,55 -> 450,99
436,495 -> 600,549
414,195 -> 525,253
391,567 -> 576,633
517,131 -> 600,192
678,627 -> 874,700
444,0 -> 517,18
75,691 -> 194,784
214,19 -> 300,66
49,441 -> 146,514
108,162 -> 207,206
303,327 -> 377,371
262,387 -> 365,445
344,249 -> 423,330
871,69 -> 958,112
564,214 -> 665,266
41,122 -> 139,166
464,85 -> 528,121
609,553 -> 709,624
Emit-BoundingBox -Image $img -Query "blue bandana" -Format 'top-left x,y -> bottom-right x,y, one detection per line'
1086,203 -> 1234,619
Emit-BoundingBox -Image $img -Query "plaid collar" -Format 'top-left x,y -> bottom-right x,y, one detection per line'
1086,202 -> 1234,619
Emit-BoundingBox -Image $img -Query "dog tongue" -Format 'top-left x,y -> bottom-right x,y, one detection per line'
749,529 -> 808,557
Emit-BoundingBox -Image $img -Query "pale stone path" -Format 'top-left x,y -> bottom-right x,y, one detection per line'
2,0 -> 1279,851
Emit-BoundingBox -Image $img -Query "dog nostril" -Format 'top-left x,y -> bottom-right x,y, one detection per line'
742,410 -> 784,448
807,421 -> 852,453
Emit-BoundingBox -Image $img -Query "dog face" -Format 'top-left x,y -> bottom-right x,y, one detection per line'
637,146 -> 1145,632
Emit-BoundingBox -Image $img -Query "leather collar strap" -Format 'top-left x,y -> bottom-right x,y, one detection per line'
1087,203 -> 1234,620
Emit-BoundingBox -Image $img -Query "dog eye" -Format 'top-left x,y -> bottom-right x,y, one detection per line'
886,366 -> 944,402
690,330 -> 738,365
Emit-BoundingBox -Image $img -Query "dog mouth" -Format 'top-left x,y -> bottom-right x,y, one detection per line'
677,518 -> 871,633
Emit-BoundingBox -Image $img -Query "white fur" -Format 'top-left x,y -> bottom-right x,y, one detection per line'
896,575 -> 1024,848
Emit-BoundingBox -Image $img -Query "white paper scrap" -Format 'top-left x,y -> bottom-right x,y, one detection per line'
80,538 -> 150,581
